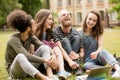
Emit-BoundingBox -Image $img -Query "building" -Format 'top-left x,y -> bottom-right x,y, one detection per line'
49,0 -> 118,27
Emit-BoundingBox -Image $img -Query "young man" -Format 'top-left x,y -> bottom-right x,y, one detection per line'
52,9 -> 84,76
5,10 -> 58,80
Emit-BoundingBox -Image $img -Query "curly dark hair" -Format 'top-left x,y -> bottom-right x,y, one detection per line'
83,10 -> 104,39
7,9 -> 32,32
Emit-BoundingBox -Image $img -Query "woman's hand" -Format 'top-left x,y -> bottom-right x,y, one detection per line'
90,51 -> 98,59
48,54 -> 58,69
49,39 -> 54,43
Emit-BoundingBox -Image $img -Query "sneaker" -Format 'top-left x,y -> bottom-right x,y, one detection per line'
74,67 -> 83,76
112,70 -> 120,78
49,75 -> 59,80
57,71 -> 71,80
8,76 -> 11,80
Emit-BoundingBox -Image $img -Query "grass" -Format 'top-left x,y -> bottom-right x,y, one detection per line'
0,31 -> 12,80
0,27 -> 120,80
103,28 -> 120,56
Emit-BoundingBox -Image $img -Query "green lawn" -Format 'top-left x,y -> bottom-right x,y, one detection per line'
0,31 -> 12,80
103,28 -> 120,56
0,27 -> 120,80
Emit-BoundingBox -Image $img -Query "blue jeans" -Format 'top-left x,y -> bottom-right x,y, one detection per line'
84,50 -> 118,70
61,36 -> 82,54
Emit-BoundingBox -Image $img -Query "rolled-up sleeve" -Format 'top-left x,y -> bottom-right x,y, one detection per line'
51,31 -> 61,42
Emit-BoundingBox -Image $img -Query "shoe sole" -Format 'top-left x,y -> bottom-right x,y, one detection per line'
59,76 -> 66,80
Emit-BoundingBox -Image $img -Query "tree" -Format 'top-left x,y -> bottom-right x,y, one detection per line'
18,0 -> 42,17
0,0 -> 22,29
109,0 -> 120,24
42,0 -> 50,9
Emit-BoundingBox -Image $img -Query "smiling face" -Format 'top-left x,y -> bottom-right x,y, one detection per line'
86,12 -> 98,29
44,13 -> 53,30
83,10 -> 103,38
58,10 -> 72,27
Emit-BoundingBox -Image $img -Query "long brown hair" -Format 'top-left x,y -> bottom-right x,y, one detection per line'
34,9 -> 53,41
83,10 -> 104,39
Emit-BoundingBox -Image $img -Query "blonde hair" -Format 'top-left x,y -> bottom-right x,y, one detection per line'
58,9 -> 69,18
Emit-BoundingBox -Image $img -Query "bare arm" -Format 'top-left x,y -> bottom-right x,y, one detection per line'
56,41 -> 71,62
79,48 -> 84,59
69,48 -> 84,60
96,35 -> 103,53
56,41 -> 79,69
91,35 -> 103,59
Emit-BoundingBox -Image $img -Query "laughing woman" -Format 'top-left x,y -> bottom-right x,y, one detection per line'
34,9 -> 71,80
79,10 -> 120,78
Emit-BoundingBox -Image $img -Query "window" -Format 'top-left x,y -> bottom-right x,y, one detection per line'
77,12 -> 82,23
67,0 -> 71,6
70,12 -> 72,18
77,0 -> 81,4
87,0 -> 92,3
110,12 -> 116,21
99,10 -> 104,21
98,0 -> 103,2
58,0 -> 62,7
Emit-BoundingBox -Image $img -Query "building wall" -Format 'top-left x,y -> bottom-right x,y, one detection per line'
49,0 -> 118,27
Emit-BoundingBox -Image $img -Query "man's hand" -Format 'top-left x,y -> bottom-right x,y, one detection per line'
68,60 -> 79,69
69,51 -> 79,60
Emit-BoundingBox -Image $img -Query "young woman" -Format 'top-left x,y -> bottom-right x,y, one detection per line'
79,10 -> 120,78
34,9 -> 71,79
